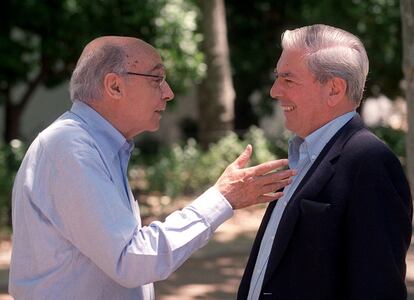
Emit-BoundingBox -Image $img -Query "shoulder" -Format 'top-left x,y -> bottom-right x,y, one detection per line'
341,127 -> 403,173
36,113 -> 99,162
346,127 -> 395,158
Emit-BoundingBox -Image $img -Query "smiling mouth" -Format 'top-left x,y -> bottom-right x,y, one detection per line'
281,105 -> 296,112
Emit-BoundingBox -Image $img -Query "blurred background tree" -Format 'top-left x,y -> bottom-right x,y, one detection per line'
400,0 -> 414,197
0,0 -> 203,143
197,0 -> 235,148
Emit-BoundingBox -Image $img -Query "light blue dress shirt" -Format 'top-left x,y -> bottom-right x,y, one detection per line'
9,101 -> 234,300
247,111 -> 356,300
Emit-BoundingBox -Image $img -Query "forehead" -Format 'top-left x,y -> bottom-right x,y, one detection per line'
125,44 -> 164,72
276,49 -> 309,76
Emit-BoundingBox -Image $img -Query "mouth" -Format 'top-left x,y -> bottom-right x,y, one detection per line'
281,104 -> 296,112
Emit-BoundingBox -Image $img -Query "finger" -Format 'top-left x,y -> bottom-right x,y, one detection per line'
258,169 -> 296,185
260,178 -> 292,194
244,158 -> 289,177
257,192 -> 285,204
232,144 -> 252,169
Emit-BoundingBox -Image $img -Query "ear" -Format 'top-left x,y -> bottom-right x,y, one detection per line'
103,73 -> 123,99
327,77 -> 347,107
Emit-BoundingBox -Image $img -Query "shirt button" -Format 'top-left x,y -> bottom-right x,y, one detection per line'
311,154 -> 317,160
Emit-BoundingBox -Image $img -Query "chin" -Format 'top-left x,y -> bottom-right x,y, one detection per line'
130,126 -> 159,138
147,125 -> 160,132
284,122 -> 293,132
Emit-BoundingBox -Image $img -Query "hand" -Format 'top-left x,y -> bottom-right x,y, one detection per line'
214,144 -> 295,210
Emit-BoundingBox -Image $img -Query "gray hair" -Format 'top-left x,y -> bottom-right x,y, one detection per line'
281,24 -> 369,105
69,44 -> 127,103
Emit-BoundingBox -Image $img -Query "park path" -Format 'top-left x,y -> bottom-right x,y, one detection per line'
1,206 -> 414,299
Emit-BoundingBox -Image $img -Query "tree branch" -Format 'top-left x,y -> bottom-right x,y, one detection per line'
17,68 -> 46,110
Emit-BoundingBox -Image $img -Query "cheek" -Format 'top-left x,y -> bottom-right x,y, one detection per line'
291,95 -> 316,121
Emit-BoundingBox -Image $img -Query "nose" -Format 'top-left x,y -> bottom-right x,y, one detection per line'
162,81 -> 174,102
270,79 -> 282,100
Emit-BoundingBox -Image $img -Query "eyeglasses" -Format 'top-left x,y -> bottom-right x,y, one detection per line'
124,71 -> 166,88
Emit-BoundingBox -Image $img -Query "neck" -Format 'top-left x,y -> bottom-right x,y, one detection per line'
88,99 -> 131,139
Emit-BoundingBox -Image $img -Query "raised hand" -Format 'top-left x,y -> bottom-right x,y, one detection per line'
214,144 -> 295,210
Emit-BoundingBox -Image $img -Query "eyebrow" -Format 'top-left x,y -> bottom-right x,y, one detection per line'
148,63 -> 165,73
274,70 -> 295,78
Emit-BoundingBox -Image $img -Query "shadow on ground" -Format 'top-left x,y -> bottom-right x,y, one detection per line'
2,209 -> 414,300
156,232 -> 254,300
157,223 -> 414,300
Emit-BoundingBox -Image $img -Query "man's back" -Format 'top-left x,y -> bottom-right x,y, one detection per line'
9,106 -> 150,299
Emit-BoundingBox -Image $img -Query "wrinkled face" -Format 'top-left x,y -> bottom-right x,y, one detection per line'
120,45 -> 174,139
270,50 -> 331,138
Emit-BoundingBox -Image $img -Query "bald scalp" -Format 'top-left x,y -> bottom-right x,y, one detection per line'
79,36 -> 155,69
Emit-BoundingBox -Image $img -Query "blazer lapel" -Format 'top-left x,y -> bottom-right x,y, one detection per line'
261,114 -> 365,286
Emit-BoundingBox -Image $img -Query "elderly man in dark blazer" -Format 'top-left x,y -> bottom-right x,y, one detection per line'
238,24 -> 413,300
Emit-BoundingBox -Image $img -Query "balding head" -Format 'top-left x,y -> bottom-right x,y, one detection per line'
81,36 -> 155,61
69,36 -> 158,103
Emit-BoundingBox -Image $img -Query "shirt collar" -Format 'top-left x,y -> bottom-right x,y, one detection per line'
70,101 -> 133,158
288,111 -> 356,169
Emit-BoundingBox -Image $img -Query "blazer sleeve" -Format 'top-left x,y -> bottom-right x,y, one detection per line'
345,147 -> 412,300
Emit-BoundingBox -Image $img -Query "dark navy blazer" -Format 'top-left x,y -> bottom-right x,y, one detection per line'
238,115 -> 413,300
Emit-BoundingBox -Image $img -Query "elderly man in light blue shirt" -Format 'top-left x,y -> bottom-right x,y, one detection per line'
9,36 -> 295,300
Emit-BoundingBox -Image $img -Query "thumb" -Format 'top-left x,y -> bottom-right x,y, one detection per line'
233,144 -> 252,169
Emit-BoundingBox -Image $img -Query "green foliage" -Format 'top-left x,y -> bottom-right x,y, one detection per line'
145,138 -> 202,196
0,0 -> 203,94
371,126 -> 406,159
0,140 -> 26,227
154,0 -> 205,94
0,0 -> 203,142
244,126 -> 280,164
130,126 -> 282,198
298,0 -> 402,97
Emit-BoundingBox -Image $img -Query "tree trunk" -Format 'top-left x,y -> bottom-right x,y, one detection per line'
4,99 -> 23,142
198,0 -> 235,148
3,68 -> 45,142
4,97 -> 22,226
401,0 -> 414,197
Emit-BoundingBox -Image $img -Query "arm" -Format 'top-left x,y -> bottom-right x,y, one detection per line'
40,143 -> 293,287
346,148 -> 412,299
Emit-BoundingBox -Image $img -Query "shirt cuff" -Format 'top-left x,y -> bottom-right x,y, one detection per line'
188,186 -> 234,232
